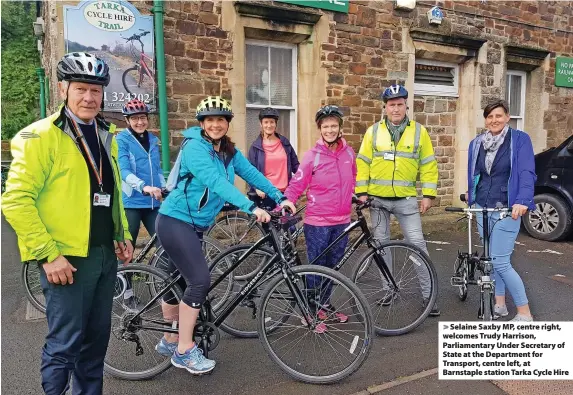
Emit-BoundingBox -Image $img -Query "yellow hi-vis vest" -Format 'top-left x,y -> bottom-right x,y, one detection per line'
355,120 -> 438,198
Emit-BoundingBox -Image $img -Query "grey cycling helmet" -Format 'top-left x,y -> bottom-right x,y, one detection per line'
57,52 -> 110,87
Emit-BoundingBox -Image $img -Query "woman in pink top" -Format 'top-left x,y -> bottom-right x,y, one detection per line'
248,107 -> 299,209
284,105 -> 357,329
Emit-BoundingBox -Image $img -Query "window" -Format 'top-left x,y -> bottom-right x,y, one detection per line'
414,59 -> 459,97
245,41 -> 297,150
505,70 -> 526,130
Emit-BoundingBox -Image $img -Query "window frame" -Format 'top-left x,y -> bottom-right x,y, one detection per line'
505,70 -> 526,131
245,40 -> 298,152
413,59 -> 460,97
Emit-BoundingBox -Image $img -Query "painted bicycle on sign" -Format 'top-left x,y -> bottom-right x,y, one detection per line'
120,29 -> 155,100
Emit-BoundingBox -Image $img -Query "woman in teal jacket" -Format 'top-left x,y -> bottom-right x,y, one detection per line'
155,96 -> 295,375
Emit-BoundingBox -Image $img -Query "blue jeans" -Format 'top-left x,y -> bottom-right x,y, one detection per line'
124,208 -> 159,243
475,207 -> 529,307
39,244 -> 117,395
304,223 -> 349,305
369,197 -> 433,300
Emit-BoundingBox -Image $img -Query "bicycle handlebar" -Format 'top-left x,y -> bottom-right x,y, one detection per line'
142,188 -> 169,198
122,30 -> 150,42
445,206 -> 510,215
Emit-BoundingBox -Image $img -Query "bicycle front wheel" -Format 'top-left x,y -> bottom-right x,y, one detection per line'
352,241 -> 438,336
104,264 -> 184,380
22,261 -> 46,313
481,287 -> 494,321
258,265 -> 373,384
122,66 -> 140,96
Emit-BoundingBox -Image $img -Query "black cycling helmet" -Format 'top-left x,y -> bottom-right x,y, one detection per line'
381,84 -> 408,103
57,52 -> 110,87
315,105 -> 344,147
196,96 -> 233,122
315,105 -> 344,125
258,107 -> 279,121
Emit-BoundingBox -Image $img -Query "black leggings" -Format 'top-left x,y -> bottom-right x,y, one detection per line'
156,214 -> 209,308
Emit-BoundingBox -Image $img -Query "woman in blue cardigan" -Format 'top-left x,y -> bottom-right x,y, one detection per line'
467,100 -> 536,322
116,99 -> 165,304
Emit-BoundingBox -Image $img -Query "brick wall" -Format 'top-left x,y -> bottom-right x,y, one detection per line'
161,0 -> 231,151
320,0 -> 572,205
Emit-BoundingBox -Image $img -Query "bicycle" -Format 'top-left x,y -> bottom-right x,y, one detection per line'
21,234 -> 224,314
121,29 -> 155,99
446,195 -> 511,321
1,160 -> 10,194
209,196 -> 438,338
104,211 -> 374,384
205,192 -> 305,247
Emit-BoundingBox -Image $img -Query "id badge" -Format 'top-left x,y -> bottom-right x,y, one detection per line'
383,152 -> 395,161
93,192 -> 111,207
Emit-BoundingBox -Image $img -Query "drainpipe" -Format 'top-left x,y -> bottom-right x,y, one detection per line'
36,68 -> 46,118
153,0 -> 170,176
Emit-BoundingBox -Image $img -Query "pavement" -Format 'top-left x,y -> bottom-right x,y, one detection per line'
2,213 -> 572,395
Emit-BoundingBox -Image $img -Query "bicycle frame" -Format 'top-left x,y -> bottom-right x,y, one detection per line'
124,219 -> 308,334
138,53 -> 155,81
131,233 -> 158,264
304,203 -> 399,289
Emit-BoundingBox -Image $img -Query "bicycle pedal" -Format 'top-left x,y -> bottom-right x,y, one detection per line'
450,277 -> 465,286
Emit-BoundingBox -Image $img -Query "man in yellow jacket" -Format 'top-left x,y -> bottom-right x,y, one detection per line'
2,52 -> 132,394
356,84 -> 440,316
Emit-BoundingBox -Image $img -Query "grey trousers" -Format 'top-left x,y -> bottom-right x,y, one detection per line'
369,196 -> 433,300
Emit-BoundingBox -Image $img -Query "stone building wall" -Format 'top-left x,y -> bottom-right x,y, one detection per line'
38,0 -> 573,206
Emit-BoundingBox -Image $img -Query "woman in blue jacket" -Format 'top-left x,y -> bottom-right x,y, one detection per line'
467,100 -> 536,322
155,96 -> 295,375
117,99 -> 165,303
247,107 -> 299,209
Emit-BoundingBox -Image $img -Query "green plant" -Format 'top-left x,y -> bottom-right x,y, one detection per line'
1,1 -> 40,140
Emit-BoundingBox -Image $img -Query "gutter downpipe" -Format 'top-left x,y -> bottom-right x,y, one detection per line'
153,0 -> 170,176
36,68 -> 46,118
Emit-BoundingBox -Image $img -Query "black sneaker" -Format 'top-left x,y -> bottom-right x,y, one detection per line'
424,298 -> 441,317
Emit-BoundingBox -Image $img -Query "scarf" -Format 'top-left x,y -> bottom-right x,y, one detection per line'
385,115 -> 410,144
482,124 -> 509,175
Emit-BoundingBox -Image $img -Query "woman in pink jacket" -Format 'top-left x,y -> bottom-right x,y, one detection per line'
284,105 -> 357,331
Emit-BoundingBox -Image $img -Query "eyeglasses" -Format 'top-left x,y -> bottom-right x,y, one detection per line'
129,115 -> 148,122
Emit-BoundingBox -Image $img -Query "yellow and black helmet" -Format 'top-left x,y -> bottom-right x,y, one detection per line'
196,96 -> 233,121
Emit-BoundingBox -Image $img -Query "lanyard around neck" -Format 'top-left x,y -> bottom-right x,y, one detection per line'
68,114 -> 104,192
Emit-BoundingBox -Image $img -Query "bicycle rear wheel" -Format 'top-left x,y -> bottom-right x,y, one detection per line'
208,244 -> 278,338
454,257 -> 469,301
352,241 -> 438,336
104,264 -> 183,380
22,261 -> 46,313
206,211 -> 265,246
150,236 -> 224,273
258,265 -> 373,384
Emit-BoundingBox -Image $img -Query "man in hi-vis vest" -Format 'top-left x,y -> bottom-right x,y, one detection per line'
356,84 -> 440,316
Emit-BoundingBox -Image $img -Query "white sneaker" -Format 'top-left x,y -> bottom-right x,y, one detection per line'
510,314 -> 533,322
494,305 -> 509,319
